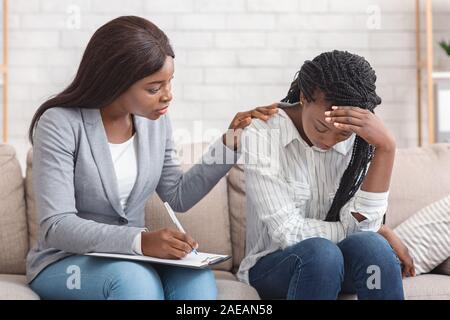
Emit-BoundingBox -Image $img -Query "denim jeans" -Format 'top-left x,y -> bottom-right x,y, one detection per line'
30,255 -> 217,300
249,231 -> 404,300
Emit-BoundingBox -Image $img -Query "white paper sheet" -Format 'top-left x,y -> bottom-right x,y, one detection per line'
85,251 -> 230,269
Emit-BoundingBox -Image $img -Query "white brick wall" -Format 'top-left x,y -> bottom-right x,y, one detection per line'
6,0 -> 450,172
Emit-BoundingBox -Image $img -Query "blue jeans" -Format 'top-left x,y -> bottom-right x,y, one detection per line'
249,231 -> 404,300
30,255 -> 217,300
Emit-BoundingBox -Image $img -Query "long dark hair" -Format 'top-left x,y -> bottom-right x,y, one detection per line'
281,50 -> 382,222
28,16 -> 175,145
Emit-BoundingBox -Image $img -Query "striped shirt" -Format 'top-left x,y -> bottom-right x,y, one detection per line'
237,108 -> 389,284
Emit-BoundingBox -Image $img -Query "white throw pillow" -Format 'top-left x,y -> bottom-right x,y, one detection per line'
394,194 -> 450,275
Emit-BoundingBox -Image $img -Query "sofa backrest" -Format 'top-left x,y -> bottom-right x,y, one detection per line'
227,165 -> 247,273
26,149 -> 38,249
0,144 -> 29,274
226,143 -> 450,272
25,143 -> 234,272
387,143 -> 450,228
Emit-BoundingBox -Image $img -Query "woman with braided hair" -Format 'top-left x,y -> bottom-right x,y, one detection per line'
237,50 -> 411,300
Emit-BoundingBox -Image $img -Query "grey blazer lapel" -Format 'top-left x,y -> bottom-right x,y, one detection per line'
80,108 -> 125,217
124,115 -> 150,212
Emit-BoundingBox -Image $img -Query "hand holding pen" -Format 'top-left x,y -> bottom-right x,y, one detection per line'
164,202 -> 199,255
140,227 -> 199,259
139,203 -> 199,259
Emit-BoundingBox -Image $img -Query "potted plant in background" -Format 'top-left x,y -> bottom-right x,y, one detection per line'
438,40 -> 450,71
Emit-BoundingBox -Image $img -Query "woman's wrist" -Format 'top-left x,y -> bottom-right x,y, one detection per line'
374,136 -> 396,153
377,224 -> 387,235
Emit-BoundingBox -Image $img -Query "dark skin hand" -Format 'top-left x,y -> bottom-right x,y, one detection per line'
141,228 -> 199,259
325,105 -> 396,222
222,103 -> 279,150
378,225 -> 416,278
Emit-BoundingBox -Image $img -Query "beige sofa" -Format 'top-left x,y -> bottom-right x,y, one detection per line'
0,142 -> 449,300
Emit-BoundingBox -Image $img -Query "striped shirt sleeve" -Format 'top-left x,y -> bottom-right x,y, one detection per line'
340,188 -> 389,233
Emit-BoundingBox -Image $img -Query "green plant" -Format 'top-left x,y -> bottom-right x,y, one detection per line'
439,40 -> 450,56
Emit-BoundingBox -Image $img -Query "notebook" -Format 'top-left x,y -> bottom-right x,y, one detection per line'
85,251 -> 231,269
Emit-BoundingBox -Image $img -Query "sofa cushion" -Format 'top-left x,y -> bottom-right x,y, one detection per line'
216,279 -> 260,300
387,143 -> 450,228
213,270 -> 261,299
214,270 -> 240,281
145,143 -> 233,271
0,274 -> 40,300
337,274 -> 450,300
402,274 -> 450,300
227,165 -> 247,273
25,149 -> 38,249
0,145 -> 29,274
432,258 -> 450,276
394,194 -> 450,274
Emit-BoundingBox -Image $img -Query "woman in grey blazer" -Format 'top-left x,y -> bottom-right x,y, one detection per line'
26,16 -> 277,300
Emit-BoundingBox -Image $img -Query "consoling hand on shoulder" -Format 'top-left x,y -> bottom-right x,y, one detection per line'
222,103 -> 279,150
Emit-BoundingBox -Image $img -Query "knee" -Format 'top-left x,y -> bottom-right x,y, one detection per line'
105,261 -> 164,300
339,232 -> 404,299
193,269 -> 217,299
340,232 -> 400,269
289,238 -> 344,275
172,268 -> 217,300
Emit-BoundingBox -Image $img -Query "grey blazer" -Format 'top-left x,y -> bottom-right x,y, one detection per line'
26,107 -> 236,283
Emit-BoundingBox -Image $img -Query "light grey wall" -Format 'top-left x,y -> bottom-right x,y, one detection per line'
6,0 -> 450,170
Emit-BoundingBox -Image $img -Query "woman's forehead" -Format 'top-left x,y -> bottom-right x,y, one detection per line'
141,56 -> 175,84
309,99 -> 333,113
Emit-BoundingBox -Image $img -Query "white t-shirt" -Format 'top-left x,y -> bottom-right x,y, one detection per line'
108,133 -> 143,255
108,133 -> 138,210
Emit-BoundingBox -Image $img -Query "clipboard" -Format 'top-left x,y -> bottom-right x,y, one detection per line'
85,251 -> 231,269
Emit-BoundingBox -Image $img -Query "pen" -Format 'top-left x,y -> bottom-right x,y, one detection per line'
163,202 -> 199,255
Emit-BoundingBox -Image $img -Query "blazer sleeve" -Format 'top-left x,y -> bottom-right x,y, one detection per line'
156,115 -> 239,212
33,109 -> 145,255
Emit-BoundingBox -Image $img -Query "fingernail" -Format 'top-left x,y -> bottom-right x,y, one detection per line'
324,111 -> 331,116
332,106 -> 338,110
334,122 -> 339,126
325,117 -> 331,122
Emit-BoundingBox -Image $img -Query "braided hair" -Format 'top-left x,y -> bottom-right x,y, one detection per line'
281,50 -> 382,222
